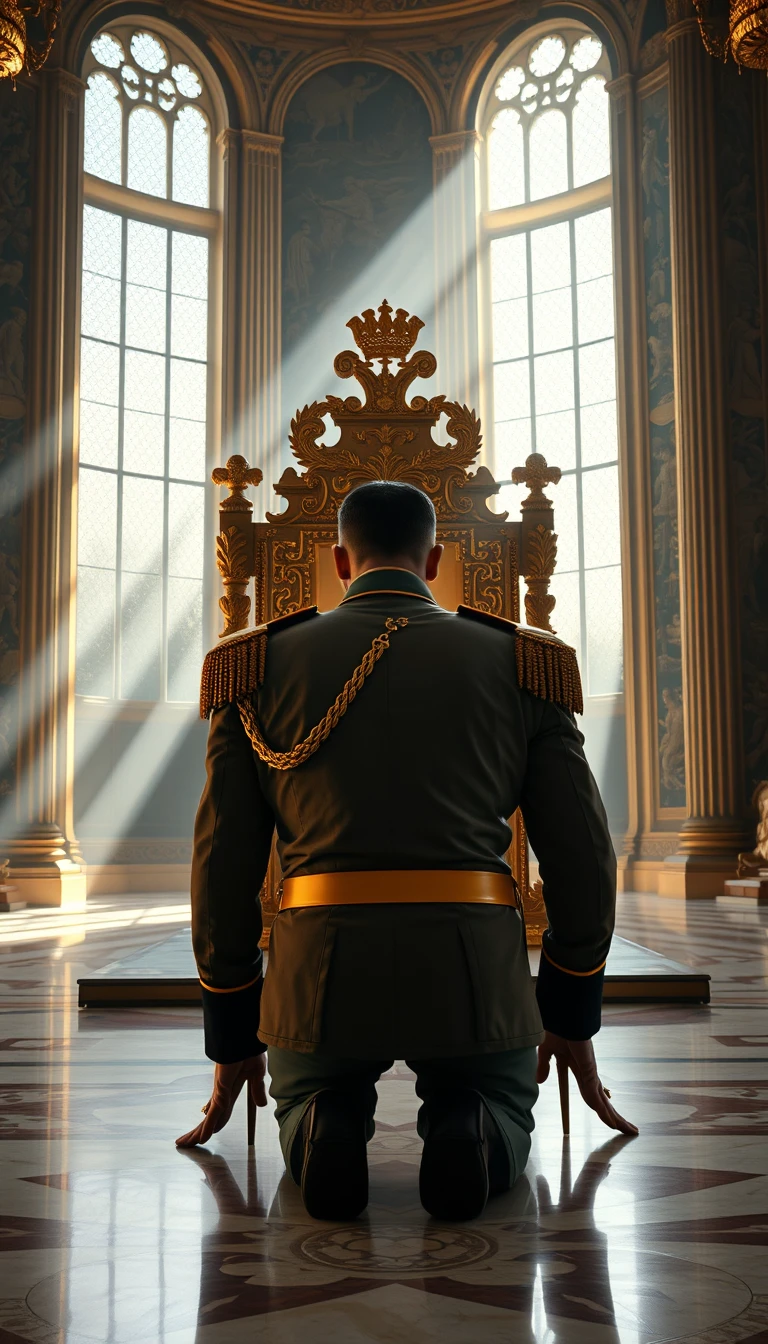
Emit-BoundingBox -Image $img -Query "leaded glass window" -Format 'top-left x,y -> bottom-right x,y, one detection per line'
483,26 -> 622,700
77,25 -> 217,703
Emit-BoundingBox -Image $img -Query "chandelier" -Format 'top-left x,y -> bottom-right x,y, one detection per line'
693,0 -> 768,67
0,0 -> 61,81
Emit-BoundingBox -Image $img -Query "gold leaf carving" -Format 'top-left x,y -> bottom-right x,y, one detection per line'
527,525 -> 558,578
216,526 -> 249,581
218,593 -> 250,638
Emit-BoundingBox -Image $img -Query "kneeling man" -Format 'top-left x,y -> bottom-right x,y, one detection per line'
177,481 -> 636,1219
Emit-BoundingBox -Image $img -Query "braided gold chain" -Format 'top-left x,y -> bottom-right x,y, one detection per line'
237,616 -> 408,770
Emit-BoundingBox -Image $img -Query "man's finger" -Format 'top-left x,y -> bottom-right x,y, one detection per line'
579,1081 -> 639,1136
176,1097 -> 229,1148
536,1044 -> 553,1085
249,1077 -> 269,1108
596,1093 -> 638,1135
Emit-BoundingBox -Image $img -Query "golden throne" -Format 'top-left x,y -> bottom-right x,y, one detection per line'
211,301 -> 563,946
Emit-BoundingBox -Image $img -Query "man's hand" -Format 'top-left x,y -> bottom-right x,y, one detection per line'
176,1054 -> 268,1148
537,1031 -> 639,1136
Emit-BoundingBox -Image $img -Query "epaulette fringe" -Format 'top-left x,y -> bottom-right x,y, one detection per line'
457,604 -> 583,714
200,627 -> 267,719
514,627 -> 584,716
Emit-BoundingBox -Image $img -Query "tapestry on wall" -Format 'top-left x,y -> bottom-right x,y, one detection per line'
281,62 -> 433,427
715,69 -> 768,797
641,84 -> 686,811
0,86 -> 33,805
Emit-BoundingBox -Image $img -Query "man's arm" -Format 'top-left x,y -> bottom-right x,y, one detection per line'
192,701 -> 276,1064
519,696 -> 616,1041
519,697 -> 637,1135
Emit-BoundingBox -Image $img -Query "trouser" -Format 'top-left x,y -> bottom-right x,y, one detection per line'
268,1044 -> 539,1188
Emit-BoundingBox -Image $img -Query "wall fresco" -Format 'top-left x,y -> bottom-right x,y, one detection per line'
281,61 -> 433,420
0,85 -> 33,804
715,69 -> 768,799
641,83 -> 685,809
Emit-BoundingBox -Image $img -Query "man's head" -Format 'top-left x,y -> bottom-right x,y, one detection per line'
334,481 -> 442,585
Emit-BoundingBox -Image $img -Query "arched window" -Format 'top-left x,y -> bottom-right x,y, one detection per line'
77,23 -> 218,705
481,26 -> 622,704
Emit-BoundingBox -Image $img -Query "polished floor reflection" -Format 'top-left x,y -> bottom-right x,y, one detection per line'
0,892 -> 767,1342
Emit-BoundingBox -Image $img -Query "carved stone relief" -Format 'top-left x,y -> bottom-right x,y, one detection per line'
641,83 -> 686,808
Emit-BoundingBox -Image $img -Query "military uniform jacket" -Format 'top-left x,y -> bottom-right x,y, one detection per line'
192,567 -> 616,1064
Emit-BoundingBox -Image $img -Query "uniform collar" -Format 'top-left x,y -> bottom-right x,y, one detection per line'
340,566 -> 436,604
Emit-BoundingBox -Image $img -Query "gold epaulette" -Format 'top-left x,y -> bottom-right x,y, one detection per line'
199,607 -> 318,719
457,604 -> 584,715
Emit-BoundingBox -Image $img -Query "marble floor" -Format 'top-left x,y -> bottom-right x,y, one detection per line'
0,892 -> 766,1343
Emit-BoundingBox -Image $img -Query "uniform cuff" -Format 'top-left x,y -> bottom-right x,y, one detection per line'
535,945 -> 605,1040
201,975 -> 267,1063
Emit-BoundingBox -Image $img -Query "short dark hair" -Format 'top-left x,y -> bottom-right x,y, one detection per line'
338,481 -> 436,560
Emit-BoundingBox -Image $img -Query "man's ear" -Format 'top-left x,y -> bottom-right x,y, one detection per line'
425,543 -> 443,583
333,544 -> 352,583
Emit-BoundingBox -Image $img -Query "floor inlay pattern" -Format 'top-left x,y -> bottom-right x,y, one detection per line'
0,892 -> 766,1342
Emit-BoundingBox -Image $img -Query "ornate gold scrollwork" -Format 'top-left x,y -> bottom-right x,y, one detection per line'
270,302 -> 498,526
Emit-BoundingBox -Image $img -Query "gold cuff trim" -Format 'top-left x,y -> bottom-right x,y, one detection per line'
199,972 -> 262,994
281,869 -> 517,909
541,947 -> 606,977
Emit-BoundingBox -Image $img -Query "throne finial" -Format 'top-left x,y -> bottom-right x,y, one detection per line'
346,299 -> 425,366
511,452 -> 562,509
211,455 -> 263,512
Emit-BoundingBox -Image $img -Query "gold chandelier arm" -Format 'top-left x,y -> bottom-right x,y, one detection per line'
691,0 -> 731,58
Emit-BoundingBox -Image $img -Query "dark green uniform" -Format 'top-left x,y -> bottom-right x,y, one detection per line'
192,567 -> 616,1177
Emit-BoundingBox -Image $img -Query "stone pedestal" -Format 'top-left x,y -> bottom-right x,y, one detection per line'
661,11 -> 751,895
723,875 -> 768,901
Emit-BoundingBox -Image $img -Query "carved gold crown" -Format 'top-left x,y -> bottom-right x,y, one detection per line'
346,299 -> 424,364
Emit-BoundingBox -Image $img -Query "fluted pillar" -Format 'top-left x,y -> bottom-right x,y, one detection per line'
660,10 -> 750,896
607,73 -> 659,889
7,68 -> 86,906
220,129 -> 282,517
430,131 -> 481,407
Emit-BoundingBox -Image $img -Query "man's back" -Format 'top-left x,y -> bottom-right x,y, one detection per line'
260,586 -> 529,876
193,565 -> 614,1060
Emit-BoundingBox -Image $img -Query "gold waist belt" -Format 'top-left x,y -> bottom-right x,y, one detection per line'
280,870 -> 517,910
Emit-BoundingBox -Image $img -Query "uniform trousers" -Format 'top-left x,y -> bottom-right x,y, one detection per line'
268,1044 -> 539,1187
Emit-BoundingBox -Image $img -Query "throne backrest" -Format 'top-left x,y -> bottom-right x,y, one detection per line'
213,300 -> 561,633
210,301 -> 564,943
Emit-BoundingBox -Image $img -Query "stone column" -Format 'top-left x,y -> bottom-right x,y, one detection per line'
220,130 -> 282,518
607,73 -> 659,890
660,8 -> 751,896
7,68 -> 86,906
430,131 -> 481,408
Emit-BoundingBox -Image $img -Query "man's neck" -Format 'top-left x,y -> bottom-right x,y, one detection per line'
350,560 -> 427,583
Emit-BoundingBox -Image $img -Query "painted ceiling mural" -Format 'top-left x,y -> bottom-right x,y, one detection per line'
281,61 -> 433,428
